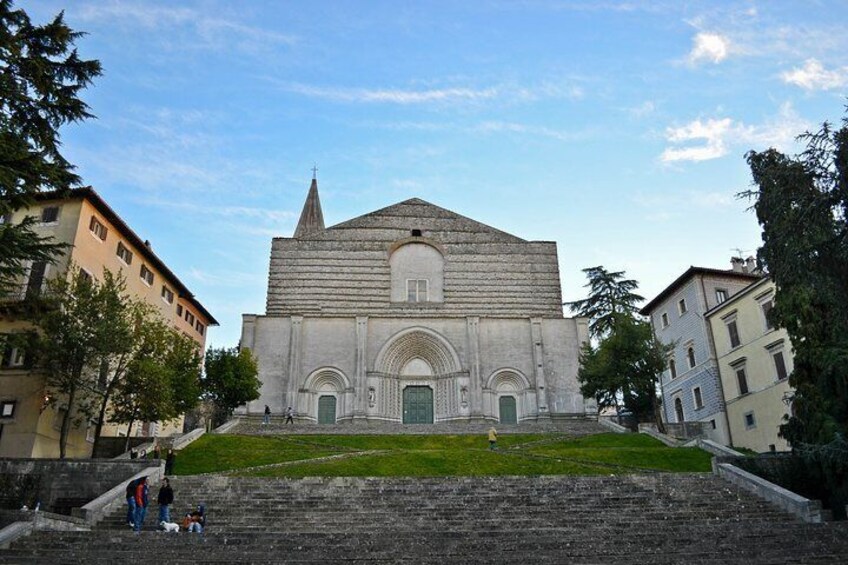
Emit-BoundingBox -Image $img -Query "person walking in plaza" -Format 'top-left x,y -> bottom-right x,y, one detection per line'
285,406 -> 294,424
157,477 -> 174,525
133,476 -> 149,532
165,449 -> 176,475
488,426 -> 498,450
263,404 -> 271,425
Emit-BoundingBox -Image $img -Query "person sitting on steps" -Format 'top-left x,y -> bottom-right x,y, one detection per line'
184,503 -> 205,533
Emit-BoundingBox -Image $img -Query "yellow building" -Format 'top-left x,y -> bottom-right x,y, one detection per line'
0,188 -> 217,458
706,277 -> 792,453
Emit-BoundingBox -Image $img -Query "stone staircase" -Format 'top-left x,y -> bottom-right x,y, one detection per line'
3,473 -> 848,563
232,417 -> 607,436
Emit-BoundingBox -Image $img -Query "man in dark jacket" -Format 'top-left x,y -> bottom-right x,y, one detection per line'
157,477 -> 174,525
133,476 -> 149,532
125,478 -> 138,528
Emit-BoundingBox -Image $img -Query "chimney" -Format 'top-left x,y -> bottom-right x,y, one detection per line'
745,256 -> 757,274
730,257 -> 745,273
144,240 -> 152,249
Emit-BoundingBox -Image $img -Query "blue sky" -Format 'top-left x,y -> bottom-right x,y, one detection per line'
30,1 -> 848,347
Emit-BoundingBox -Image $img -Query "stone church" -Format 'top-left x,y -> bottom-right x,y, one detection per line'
240,179 -> 590,424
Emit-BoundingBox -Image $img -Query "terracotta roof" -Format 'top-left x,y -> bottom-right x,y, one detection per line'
34,187 -> 218,326
639,266 -> 762,315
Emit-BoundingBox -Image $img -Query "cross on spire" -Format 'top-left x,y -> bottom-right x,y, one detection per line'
312,164 -> 318,180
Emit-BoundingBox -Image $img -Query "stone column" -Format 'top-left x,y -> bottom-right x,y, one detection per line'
286,316 -> 303,411
354,316 -> 369,419
530,318 -> 549,418
466,317 -> 483,418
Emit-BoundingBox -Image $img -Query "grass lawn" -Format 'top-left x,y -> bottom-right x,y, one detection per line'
174,433 -> 713,477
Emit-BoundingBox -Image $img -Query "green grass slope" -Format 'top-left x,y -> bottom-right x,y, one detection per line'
172,432 -> 713,477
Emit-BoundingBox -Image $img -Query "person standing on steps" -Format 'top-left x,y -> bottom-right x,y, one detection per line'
157,477 -> 174,526
263,404 -> 271,425
125,477 -> 138,528
133,476 -> 149,532
488,426 -> 498,450
285,406 -> 294,425
164,449 -> 176,475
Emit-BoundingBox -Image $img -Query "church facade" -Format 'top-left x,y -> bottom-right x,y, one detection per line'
240,180 -> 589,424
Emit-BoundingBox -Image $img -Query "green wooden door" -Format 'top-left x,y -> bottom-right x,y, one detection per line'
403,386 -> 433,424
499,396 -> 517,425
318,395 -> 336,424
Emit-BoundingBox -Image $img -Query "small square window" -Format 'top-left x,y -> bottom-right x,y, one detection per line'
661,312 -> 669,328
744,412 -> 756,429
161,285 -> 174,304
715,289 -> 728,304
41,206 -> 59,224
140,264 -> 154,286
411,229 -> 422,237
185,310 -> 195,325
761,300 -> 774,330
406,279 -> 428,303
709,419 -> 716,430
89,216 -> 108,240
196,321 -> 204,335
176,304 -> 183,317
0,401 -> 15,418
678,298 -> 687,315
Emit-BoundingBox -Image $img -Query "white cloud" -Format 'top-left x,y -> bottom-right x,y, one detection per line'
285,83 -> 498,104
661,103 -> 809,163
687,32 -> 730,65
475,121 -> 583,142
781,59 -> 848,91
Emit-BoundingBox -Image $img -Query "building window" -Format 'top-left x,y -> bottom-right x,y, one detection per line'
709,419 -> 716,430
744,412 -> 756,430
116,242 -> 133,265
0,401 -> 15,418
196,321 -> 204,335
773,350 -> 788,380
761,299 -> 774,330
185,310 -> 195,326
176,304 -> 183,317
89,216 -> 108,240
678,298 -> 688,315
161,285 -> 174,304
715,289 -> 728,304
687,347 -> 696,369
140,264 -> 154,286
727,320 -> 741,348
736,367 -> 749,395
40,206 -> 59,224
411,229 -> 422,237
674,397 -> 684,423
79,269 -> 93,284
668,358 -> 677,379
406,279 -> 428,303
661,312 -> 669,328
26,261 -> 48,299
693,387 -> 704,410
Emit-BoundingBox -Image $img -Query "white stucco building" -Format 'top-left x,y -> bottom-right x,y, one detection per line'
240,179 -> 589,424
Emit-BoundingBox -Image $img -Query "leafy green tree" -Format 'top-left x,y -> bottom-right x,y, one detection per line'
744,115 -> 848,447
203,347 -> 260,427
0,1 -> 102,292
578,312 -> 669,427
37,268 -> 129,458
565,266 -> 644,339
108,316 -> 202,448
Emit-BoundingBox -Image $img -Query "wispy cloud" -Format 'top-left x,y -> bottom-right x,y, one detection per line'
475,121 -> 586,142
76,1 -> 297,52
284,83 -> 498,104
279,79 -> 585,106
781,59 -> 848,91
660,103 -> 809,163
687,32 -> 730,65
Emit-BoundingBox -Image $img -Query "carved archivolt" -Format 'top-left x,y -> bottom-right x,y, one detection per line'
486,368 -> 531,392
303,367 -> 351,393
375,327 -> 461,376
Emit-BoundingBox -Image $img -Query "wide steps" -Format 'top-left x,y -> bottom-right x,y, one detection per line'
5,473 -> 847,563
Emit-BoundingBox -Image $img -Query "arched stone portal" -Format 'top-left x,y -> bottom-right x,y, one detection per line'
301,368 -> 351,423
371,328 -> 465,423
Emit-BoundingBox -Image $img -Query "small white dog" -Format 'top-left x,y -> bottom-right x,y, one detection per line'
159,521 -> 180,533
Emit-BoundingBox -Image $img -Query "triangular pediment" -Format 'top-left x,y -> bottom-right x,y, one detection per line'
327,198 -> 526,242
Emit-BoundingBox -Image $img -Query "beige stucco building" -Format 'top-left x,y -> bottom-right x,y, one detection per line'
241,179 -> 590,425
0,188 -> 217,458
706,277 -> 792,453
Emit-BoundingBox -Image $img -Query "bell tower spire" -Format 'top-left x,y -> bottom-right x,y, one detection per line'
294,173 -> 325,238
